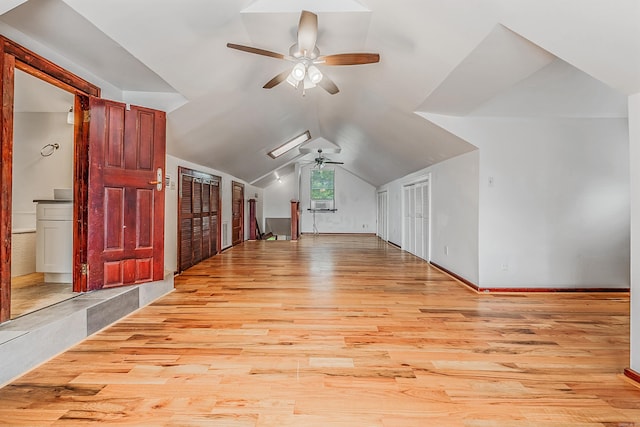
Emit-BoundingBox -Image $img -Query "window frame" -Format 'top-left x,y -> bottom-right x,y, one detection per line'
310,168 -> 335,210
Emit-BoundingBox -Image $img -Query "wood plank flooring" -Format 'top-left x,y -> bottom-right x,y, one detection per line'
0,235 -> 638,426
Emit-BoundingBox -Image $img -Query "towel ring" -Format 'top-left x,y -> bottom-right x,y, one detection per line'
40,143 -> 59,157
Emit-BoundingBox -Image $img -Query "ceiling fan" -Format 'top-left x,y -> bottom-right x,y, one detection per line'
313,149 -> 343,168
227,10 -> 380,95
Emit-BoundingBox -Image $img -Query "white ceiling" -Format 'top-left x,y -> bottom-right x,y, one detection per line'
1,0 -> 637,187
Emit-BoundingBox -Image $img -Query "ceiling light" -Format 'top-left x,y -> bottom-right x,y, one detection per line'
268,130 -> 311,159
307,65 -> 323,84
291,63 -> 306,81
303,75 -> 316,90
286,73 -> 299,88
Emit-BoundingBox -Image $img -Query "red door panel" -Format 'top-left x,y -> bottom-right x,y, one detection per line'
87,97 -> 165,290
232,181 -> 244,246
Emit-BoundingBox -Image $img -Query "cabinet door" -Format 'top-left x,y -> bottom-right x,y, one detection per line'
36,203 -> 73,282
36,220 -> 72,274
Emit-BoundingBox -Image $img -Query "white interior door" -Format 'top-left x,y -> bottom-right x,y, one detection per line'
377,191 -> 388,241
415,183 -> 424,259
403,186 -> 411,251
403,180 -> 430,261
421,181 -> 430,261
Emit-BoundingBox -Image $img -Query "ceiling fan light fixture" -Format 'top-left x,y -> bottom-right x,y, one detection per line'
286,73 -> 299,88
226,10 -> 379,95
291,62 -> 306,81
307,65 -> 323,84
303,75 -> 316,90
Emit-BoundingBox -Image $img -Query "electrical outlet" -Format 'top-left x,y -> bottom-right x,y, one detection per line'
501,263 -> 508,271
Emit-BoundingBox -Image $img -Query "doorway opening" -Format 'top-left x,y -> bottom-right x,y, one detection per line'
0,36 -> 101,323
10,69 -> 76,318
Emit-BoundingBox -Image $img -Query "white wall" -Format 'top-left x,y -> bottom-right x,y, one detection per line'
381,116 -> 629,290
164,154 -> 263,273
12,112 -> 73,230
263,173 -> 297,221
297,165 -> 376,234
629,93 -> 640,373
430,151 -> 480,283
474,118 -> 629,288
380,150 -> 480,284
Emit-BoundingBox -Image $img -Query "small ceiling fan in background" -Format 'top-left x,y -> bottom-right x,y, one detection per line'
227,10 -> 380,95
313,149 -> 343,168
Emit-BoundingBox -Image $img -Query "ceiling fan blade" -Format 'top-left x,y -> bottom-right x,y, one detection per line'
297,10 -> 318,56
227,43 -> 287,60
317,53 -> 380,66
324,161 -> 344,164
318,74 -> 339,95
263,70 -> 291,89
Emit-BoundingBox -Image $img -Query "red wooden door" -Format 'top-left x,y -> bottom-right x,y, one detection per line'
231,181 -> 244,246
87,97 -> 166,290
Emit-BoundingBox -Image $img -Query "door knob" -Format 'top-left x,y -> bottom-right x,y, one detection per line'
149,168 -> 163,191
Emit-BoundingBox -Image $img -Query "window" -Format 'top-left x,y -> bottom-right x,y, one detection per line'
310,169 -> 335,210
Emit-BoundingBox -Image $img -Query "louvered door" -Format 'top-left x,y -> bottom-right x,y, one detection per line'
178,167 -> 220,272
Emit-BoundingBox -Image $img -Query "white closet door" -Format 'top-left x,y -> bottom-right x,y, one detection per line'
377,191 -> 388,241
403,186 -> 411,251
414,183 -> 424,259
421,182 -> 430,261
403,180 -> 430,260
408,186 -> 416,254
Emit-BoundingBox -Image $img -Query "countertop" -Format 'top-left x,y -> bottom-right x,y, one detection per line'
33,199 -> 73,203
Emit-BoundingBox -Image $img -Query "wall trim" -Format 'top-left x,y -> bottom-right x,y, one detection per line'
430,262 -> 629,293
624,368 -> 640,387
300,232 -> 377,236
387,240 -> 401,249
477,286 -> 629,293
430,262 -> 479,292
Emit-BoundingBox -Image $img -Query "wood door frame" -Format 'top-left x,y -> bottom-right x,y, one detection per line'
0,36 -> 100,322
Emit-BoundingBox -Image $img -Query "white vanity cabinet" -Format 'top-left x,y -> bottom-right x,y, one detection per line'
35,201 -> 73,283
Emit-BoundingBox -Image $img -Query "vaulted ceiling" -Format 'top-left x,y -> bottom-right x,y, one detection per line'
1,0 -> 638,188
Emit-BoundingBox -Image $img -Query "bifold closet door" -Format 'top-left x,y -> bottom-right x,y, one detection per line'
178,168 -> 220,272
403,181 -> 430,261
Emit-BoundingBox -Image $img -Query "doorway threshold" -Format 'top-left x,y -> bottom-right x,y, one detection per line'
0,272 -> 174,386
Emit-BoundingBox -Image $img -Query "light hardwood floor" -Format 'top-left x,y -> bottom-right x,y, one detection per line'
10,273 -> 76,319
0,235 -> 638,426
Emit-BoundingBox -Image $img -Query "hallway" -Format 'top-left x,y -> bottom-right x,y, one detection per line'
0,235 -> 638,426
